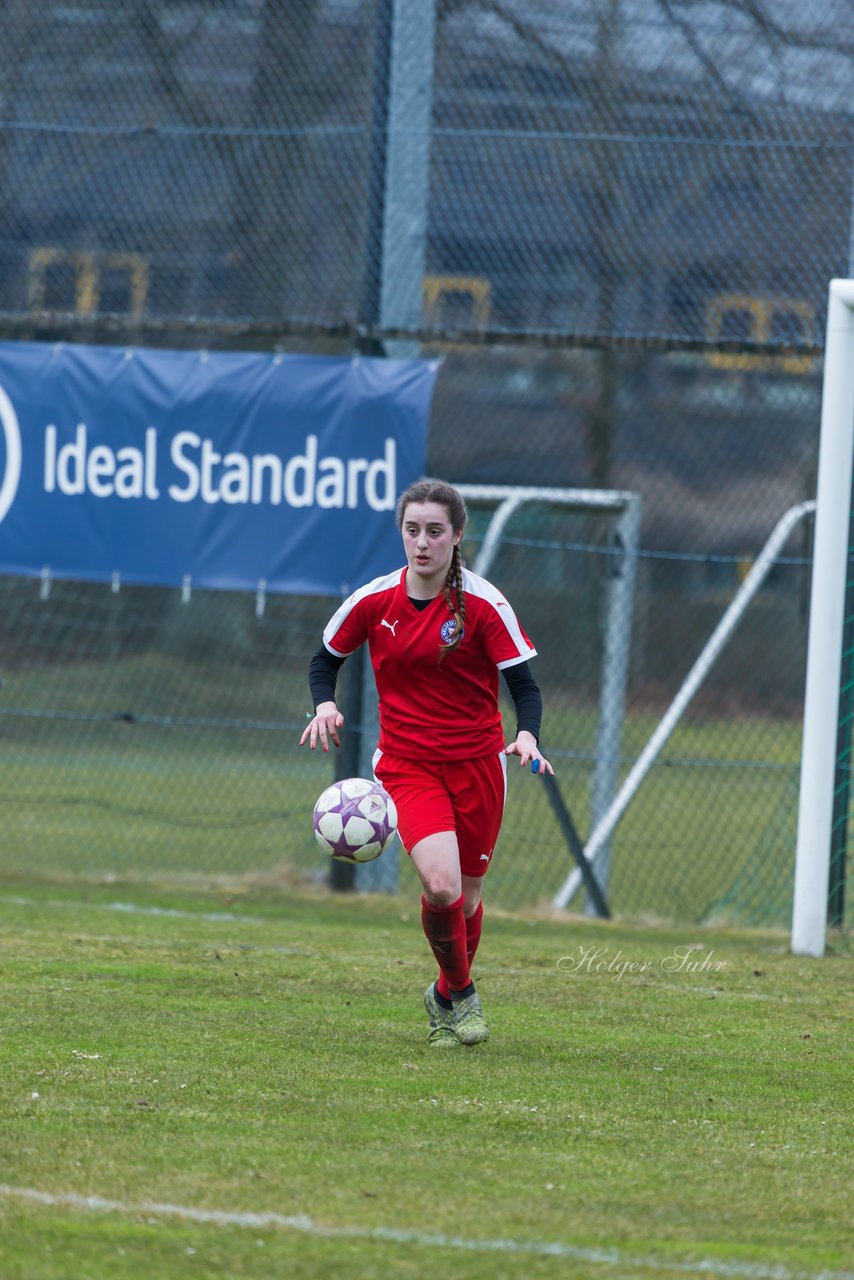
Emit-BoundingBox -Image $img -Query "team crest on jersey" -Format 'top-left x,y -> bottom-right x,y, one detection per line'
440,618 -> 463,645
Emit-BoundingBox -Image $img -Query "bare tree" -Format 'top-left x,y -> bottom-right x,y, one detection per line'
225,0 -> 323,321
434,0 -> 851,482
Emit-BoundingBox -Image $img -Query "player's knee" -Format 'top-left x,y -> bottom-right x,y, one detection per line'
421,873 -> 461,906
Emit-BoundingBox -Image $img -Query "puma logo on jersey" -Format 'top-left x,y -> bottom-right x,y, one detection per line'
380,618 -> 399,637
480,854 -> 491,862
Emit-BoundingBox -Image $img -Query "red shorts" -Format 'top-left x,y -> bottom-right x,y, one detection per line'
372,750 -> 508,878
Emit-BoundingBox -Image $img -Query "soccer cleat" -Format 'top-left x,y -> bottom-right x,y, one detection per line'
424,982 -> 460,1048
453,988 -> 489,1045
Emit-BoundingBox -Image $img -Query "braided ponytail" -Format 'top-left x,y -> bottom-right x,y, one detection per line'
439,543 -> 466,662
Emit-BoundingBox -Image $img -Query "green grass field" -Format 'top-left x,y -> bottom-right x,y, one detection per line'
0,646 -> 809,923
0,875 -> 851,1280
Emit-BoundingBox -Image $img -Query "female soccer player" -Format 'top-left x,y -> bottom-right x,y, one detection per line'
300,478 -> 553,1047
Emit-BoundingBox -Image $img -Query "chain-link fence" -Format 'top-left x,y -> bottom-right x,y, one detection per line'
0,342 -> 827,923
0,1 -> 851,926
1,2 -> 851,347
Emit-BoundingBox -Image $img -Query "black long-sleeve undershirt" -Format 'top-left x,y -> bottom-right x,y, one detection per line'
308,643 -> 543,744
308,645 -> 347,709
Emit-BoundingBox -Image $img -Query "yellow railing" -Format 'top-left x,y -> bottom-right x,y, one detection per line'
28,248 -> 149,320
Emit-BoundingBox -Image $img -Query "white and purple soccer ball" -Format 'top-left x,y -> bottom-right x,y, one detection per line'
312,777 -> 398,863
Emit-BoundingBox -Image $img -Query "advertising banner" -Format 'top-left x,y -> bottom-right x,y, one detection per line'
0,342 -> 436,596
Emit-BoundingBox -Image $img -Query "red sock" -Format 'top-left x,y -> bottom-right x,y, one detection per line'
421,893 -> 470,994
437,900 -> 483,1000
465,899 -> 484,969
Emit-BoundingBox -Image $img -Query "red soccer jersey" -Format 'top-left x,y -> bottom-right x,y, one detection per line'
322,566 -> 537,761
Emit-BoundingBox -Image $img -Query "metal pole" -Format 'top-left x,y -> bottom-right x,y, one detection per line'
585,494 -> 641,913
793,280 -> 854,954
379,0 -> 436,347
329,650 -> 364,893
543,775 -> 610,918
354,0 -> 436,894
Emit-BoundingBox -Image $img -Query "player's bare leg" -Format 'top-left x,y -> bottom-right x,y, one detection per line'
461,872 -> 485,917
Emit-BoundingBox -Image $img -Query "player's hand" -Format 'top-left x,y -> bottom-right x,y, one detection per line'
300,701 -> 344,752
505,731 -> 554,777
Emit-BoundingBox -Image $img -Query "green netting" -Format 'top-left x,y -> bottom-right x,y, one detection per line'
827,547 -> 854,927
707,769 -> 799,927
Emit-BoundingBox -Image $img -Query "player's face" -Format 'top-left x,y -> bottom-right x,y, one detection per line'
401,501 -> 462,594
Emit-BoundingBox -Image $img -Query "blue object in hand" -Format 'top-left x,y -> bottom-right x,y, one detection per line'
531,760 -> 540,774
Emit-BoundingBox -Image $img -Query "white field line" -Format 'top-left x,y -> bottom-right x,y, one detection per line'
1,1185 -> 851,1280
0,895 -> 265,924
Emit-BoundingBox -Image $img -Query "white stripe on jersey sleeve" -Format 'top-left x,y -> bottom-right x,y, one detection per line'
460,567 -> 538,667
322,569 -> 403,657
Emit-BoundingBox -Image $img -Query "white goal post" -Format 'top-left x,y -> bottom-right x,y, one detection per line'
355,483 -> 642,893
792,279 -> 854,956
